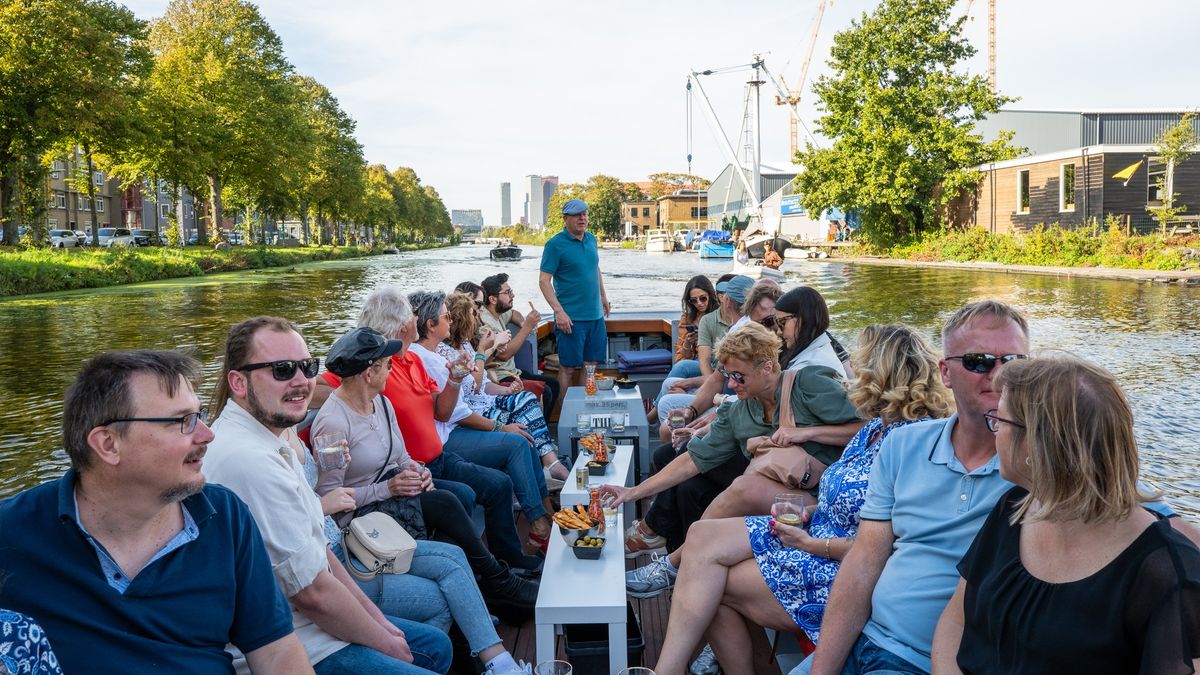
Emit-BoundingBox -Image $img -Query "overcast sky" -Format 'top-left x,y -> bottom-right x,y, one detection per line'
123,0 -> 1200,226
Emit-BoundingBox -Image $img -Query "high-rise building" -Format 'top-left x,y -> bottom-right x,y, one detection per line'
540,176 -> 558,226
500,183 -> 511,227
451,209 -> 484,233
525,175 -> 544,229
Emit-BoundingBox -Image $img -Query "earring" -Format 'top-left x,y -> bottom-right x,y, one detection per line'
1024,456 -> 1031,467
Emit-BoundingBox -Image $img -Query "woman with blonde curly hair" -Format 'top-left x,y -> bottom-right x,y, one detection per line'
654,324 -> 954,675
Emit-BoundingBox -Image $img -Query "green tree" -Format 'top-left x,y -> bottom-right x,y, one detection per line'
145,0 -> 298,245
646,172 -> 710,199
579,175 -> 644,238
544,183 -> 584,235
794,0 -> 1019,246
290,76 -> 364,245
0,0 -> 147,244
1147,112 -> 1197,235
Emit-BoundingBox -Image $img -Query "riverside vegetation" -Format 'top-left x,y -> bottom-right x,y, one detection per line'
854,220 -> 1200,272
0,244 -> 438,298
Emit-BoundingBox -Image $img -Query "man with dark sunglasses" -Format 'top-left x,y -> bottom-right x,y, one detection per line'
205,316 -> 451,675
0,349 -> 311,673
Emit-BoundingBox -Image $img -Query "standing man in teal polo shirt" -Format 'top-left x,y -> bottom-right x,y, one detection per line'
539,198 -> 611,393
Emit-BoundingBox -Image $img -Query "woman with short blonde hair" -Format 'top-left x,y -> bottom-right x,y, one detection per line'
932,354 -> 1200,675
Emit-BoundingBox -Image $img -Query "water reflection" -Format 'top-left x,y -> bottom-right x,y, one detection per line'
1,247 -> 1197,517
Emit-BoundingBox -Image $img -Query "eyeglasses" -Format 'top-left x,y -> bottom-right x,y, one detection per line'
983,408 -> 1024,433
474,301 -> 484,309
238,358 -> 321,381
717,366 -> 748,385
776,314 -> 797,326
498,289 -> 514,298
758,315 -> 777,330
104,407 -> 210,434
688,295 -> 709,306
946,353 -> 1027,374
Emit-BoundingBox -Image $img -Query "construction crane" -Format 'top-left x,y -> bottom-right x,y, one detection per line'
775,0 -> 830,157
964,0 -> 997,93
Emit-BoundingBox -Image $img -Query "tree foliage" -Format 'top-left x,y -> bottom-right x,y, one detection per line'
1147,112 -> 1197,235
542,176 -> 644,238
794,0 -> 1019,246
646,172 -> 710,199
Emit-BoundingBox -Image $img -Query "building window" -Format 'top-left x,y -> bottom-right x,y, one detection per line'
95,198 -> 104,213
93,171 -> 104,186
1060,163 -> 1076,211
1017,170 -> 1030,214
1147,158 -> 1166,206
161,204 -> 172,219
53,192 -> 66,209
642,207 -> 650,217
78,196 -> 89,210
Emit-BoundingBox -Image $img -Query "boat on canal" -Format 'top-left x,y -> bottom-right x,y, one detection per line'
645,229 -> 674,253
489,239 -> 522,261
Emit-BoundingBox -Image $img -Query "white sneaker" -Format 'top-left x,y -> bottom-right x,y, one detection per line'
485,659 -> 532,674
689,644 -> 722,675
543,465 -> 565,492
625,552 -> 676,598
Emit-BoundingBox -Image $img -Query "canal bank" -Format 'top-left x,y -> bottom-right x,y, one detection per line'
814,255 -> 1200,285
0,242 -> 448,298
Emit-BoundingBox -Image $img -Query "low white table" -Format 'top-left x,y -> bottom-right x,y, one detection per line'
559,440 -> 636,532
534,503 -> 629,672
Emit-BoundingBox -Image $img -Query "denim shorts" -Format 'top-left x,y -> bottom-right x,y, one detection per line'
555,318 -> 608,367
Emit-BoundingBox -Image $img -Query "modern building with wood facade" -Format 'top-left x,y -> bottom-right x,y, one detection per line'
954,109 -> 1200,233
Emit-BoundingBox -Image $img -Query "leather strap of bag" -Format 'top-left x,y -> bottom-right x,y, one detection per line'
373,394 -> 394,484
776,369 -> 798,429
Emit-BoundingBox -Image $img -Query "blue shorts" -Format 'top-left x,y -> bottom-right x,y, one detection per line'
555,318 -> 608,368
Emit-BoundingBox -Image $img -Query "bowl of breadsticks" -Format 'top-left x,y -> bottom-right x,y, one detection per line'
553,506 -> 600,544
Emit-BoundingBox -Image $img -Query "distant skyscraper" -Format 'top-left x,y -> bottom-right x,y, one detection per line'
450,209 -> 484,233
540,176 -> 558,226
500,183 -> 511,227
526,175 -> 544,229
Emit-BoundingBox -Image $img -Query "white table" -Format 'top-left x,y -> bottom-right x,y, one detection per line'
559,440 -> 636,532
534,503 -> 629,673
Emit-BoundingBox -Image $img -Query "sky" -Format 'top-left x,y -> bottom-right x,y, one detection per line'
123,0 -> 1200,227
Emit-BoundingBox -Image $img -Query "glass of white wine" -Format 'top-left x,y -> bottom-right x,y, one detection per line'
771,493 -> 806,527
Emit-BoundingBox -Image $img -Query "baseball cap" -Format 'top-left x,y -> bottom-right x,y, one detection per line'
715,275 -> 754,305
326,327 -> 404,377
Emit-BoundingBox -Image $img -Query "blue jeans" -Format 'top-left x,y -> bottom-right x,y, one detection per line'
314,615 -> 452,675
792,634 -> 926,675
444,426 -> 548,523
352,540 -> 502,656
656,360 -> 702,409
426,450 -> 524,567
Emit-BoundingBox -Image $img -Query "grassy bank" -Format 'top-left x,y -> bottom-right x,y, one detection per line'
0,243 -> 437,297
856,224 -> 1200,271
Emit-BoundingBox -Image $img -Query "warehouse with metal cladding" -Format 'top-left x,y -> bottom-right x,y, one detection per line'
952,109 -> 1200,234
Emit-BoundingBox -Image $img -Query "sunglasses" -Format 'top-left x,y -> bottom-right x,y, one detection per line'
946,353 -> 1026,374
104,407 -> 210,434
983,408 -> 1024,433
717,366 -> 748,385
688,295 -> 709,305
758,315 -> 777,330
239,358 -> 321,381
474,301 -> 484,309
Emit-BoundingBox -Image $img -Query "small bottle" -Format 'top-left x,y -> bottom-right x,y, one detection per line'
588,487 -> 605,533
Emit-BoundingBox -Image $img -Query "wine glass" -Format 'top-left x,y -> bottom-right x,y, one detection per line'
313,431 -> 348,471
534,661 -> 572,675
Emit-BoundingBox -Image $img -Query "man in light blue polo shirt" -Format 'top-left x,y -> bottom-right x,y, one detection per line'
539,198 -> 610,391
803,300 -> 1030,675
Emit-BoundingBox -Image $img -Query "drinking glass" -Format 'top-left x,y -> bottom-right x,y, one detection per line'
576,412 -> 591,435
667,409 -> 687,430
313,431 -> 348,471
617,668 -> 656,675
611,412 -> 625,433
771,493 -> 806,527
535,660 -> 572,675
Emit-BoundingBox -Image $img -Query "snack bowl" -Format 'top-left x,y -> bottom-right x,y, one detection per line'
614,378 -> 638,390
593,375 -> 615,391
570,535 -> 606,560
558,524 -> 601,548
586,459 -> 610,476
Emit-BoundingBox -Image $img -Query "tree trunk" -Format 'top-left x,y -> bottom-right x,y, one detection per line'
205,172 -> 223,245
317,203 -> 326,244
1,152 -> 21,245
299,198 -> 310,245
175,182 -> 185,243
84,146 -> 100,245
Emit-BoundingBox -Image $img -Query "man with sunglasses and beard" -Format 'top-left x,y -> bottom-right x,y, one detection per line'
204,316 -> 452,675
0,350 -> 311,674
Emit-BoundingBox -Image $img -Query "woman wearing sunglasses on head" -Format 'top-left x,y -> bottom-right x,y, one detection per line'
603,323 -> 862,594
654,324 -> 953,675
931,354 -> 1200,675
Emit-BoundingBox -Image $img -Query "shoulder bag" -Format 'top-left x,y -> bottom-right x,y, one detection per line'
745,369 -> 814,491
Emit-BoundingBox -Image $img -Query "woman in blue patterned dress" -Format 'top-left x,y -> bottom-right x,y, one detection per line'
0,609 -> 61,674
654,325 -> 953,675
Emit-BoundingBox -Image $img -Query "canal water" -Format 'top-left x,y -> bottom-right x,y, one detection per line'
1,245 -> 1197,517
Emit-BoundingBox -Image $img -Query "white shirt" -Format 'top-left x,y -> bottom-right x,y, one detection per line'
204,399 -> 347,670
409,342 -> 472,443
786,331 -> 847,375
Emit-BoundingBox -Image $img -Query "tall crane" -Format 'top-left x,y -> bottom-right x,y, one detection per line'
964,0 -> 997,93
775,0 -> 830,158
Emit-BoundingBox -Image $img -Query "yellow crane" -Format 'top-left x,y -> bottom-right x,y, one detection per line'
775,0 -> 831,157
964,0 -> 997,93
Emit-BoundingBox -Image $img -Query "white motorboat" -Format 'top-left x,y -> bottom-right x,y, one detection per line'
645,229 -> 673,253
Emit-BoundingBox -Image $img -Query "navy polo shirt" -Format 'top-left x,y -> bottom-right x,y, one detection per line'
540,229 -> 603,321
0,470 -> 293,674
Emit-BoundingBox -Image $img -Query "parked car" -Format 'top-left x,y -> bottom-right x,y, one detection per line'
73,230 -> 89,246
99,227 -> 136,247
131,229 -> 163,247
226,231 -> 244,245
48,229 -> 78,248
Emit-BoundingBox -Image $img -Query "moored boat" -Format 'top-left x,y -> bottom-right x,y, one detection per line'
698,241 -> 735,259
489,239 -> 522,261
645,229 -> 673,253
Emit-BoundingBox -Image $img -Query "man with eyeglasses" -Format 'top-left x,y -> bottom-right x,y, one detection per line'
0,349 -> 312,673
204,316 -> 451,675
479,272 -> 560,412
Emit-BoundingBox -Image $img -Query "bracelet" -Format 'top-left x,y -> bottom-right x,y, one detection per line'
686,405 -> 699,419
824,538 -> 831,558
447,379 -> 462,388
491,418 -> 502,432
474,352 -> 487,362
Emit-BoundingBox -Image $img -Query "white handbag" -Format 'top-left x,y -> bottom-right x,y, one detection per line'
343,511 -> 416,581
